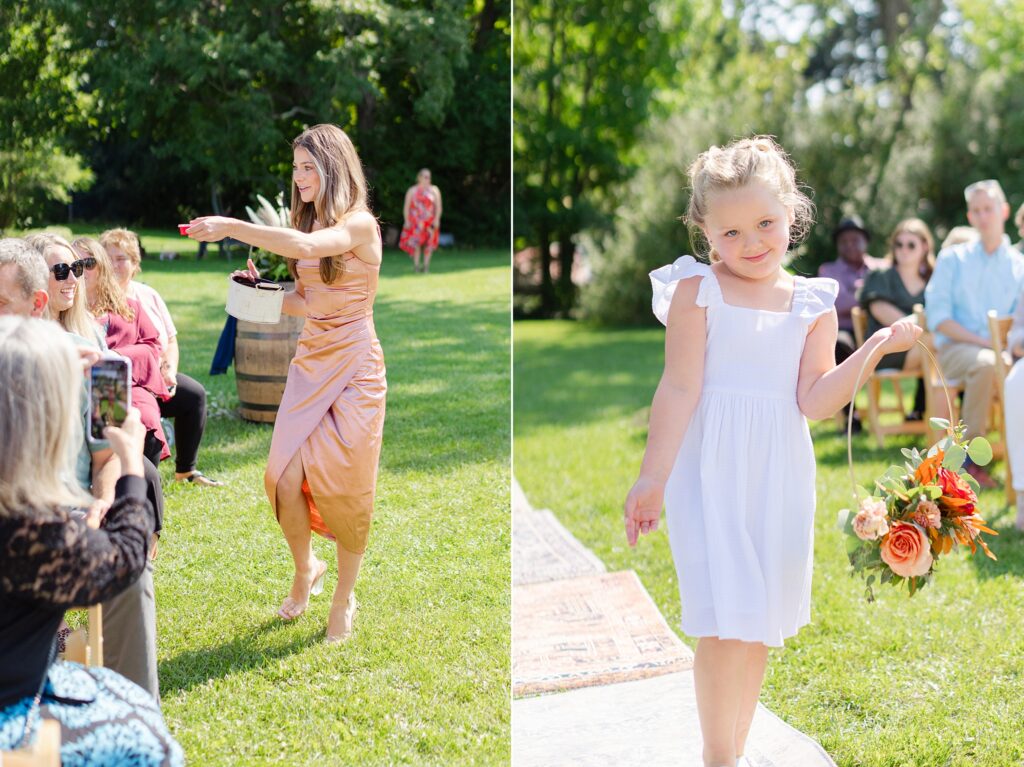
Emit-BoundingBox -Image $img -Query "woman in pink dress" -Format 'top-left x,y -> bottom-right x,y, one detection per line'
399,168 -> 443,273
186,124 -> 385,643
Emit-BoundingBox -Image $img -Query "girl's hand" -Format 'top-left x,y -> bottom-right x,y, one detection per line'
230,258 -> 261,282
103,408 -> 146,478
875,318 -> 922,354
186,216 -> 235,242
624,476 -> 665,547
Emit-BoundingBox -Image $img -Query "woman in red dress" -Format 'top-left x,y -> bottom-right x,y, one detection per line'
399,168 -> 443,273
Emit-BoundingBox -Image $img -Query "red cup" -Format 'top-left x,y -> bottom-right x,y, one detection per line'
178,224 -> 190,236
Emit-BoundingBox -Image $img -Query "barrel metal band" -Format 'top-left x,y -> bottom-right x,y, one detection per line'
237,401 -> 281,412
237,330 -> 300,341
235,372 -> 289,383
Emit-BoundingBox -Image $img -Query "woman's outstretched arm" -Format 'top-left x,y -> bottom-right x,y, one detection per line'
187,210 -> 380,264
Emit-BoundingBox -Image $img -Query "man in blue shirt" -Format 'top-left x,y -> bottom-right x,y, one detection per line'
925,179 -> 1024,488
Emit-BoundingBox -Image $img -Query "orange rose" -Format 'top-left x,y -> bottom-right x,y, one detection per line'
880,522 -> 934,578
936,468 -> 977,515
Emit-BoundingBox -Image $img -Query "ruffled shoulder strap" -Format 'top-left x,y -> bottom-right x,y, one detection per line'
793,276 -> 839,322
649,255 -> 720,325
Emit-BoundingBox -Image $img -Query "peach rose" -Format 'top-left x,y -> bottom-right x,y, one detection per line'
852,498 -> 889,541
880,522 -> 933,577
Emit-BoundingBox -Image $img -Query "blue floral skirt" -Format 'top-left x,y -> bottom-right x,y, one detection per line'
0,661 -> 183,766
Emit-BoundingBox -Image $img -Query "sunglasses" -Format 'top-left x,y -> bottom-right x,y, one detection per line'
50,257 -> 97,281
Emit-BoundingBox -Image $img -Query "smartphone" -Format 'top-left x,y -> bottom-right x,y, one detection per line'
88,355 -> 132,442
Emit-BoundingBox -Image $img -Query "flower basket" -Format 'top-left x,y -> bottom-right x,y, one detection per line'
837,341 -> 997,601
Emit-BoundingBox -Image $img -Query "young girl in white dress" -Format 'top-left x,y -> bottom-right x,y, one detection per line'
624,136 -> 921,767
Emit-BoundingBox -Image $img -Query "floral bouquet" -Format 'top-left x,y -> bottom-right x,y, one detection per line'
838,417 -> 998,601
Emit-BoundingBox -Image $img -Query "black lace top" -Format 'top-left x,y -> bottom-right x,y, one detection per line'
0,476 -> 153,708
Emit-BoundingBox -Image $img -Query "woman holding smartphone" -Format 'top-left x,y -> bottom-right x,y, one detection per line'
0,316 -> 182,766
187,124 -> 386,643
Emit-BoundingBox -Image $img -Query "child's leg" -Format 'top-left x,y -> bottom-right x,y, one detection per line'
694,637 -> 748,767
734,642 -> 770,760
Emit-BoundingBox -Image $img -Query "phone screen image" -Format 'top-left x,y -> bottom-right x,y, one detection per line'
90,358 -> 131,441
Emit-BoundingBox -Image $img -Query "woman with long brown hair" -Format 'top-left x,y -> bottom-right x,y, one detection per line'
76,236 -> 172,467
857,217 -> 936,418
187,124 -> 385,642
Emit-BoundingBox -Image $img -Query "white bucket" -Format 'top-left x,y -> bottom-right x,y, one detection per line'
226,276 -> 285,324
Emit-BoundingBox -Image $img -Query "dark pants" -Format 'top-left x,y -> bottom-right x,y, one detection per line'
158,373 -> 208,475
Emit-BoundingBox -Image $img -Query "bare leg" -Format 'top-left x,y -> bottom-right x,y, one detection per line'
327,547 -> 363,641
734,643 -> 770,761
412,246 -> 422,272
423,246 -> 433,273
271,452 -> 325,619
694,637 -> 748,767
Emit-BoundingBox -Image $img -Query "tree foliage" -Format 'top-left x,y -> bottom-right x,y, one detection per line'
0,4 -> 94,229
562,0 -> 1024,323
3,0 -> 508,246
514,0 -> 689,316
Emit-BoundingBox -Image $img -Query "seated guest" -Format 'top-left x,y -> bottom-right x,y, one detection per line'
819,215 -> 885,431
0,238 -> 165,700
23,233 -> 103,346
92,230 -> 222,486
857,217 -> 935,417
80,237 -> 171,467
819,215 -> 886,362
925,179 -> 1024,488
0,316 -> 182,766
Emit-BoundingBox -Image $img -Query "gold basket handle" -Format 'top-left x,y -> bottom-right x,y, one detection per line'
846,338 -> 955,499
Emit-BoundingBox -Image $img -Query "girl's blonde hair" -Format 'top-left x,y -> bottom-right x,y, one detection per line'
98,228 -> 143,279
685,136 -> 815,262
73,237 -> 135,320
23,232 -> 97,339
0,316 -> 92,516
289,124 -> 372,285
885,218 -> 935,280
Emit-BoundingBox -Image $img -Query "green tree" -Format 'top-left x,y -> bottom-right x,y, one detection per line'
0,4 -> 94,229
514,0 -> 689,316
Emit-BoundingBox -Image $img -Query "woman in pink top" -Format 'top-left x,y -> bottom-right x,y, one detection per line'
79,232 -> 221,486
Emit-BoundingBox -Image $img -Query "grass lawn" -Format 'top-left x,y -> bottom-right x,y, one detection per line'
63,228 -> 510,765
514,319 -> 1024,767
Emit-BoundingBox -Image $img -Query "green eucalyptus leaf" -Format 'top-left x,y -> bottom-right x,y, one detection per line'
962,472 -> 980,495
942,444 -> 967,470
929,417 -> 951,430
846,535 -> 864,555
837,508 -> 852,533
967,437 -> 993,466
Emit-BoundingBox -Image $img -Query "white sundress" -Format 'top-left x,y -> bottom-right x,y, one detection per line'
650,255 -> 839,647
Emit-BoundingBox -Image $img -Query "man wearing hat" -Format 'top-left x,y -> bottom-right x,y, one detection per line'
819,214 -> 885,359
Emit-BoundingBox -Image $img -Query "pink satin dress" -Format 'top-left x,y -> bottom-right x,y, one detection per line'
265,252 -> 386,554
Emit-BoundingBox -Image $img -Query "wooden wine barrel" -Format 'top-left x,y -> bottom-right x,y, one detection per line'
234,313 -> 305,423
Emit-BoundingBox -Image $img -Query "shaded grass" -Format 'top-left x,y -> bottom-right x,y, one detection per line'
514,319 -> 1024,767
71,241 -> 510,765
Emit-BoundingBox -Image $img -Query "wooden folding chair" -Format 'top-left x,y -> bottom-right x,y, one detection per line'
988,310 -> 1015,505
917,306 -> 1006,458
0,720 -> 61,767
851,306 -> 928,447
63,512 -> 104,666
914,305 -> 964,443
